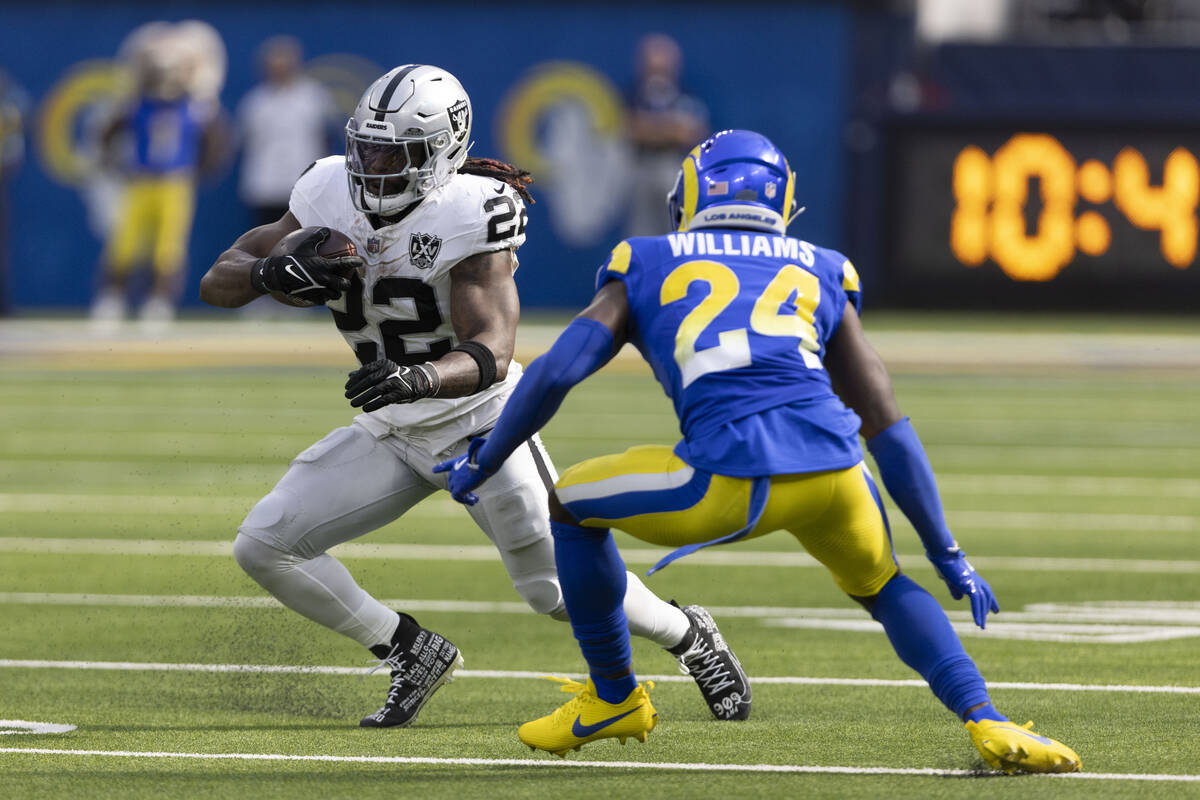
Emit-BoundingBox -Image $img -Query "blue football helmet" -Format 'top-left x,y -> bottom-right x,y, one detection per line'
667,129 -> 798,236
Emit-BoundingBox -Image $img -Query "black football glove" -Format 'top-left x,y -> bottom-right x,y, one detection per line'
250,227 -> 363,305
345,357 -> 440,412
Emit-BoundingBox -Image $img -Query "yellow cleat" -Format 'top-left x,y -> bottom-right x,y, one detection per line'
518,676 -> 657,757
966,719 -> 1082,774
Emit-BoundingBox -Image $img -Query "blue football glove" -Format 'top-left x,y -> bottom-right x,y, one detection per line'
927,546 -> 999,629
432,437 -> 493,506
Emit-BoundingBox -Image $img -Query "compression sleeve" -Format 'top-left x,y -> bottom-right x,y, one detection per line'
865,417 -> 957,554
475,317 -> 617,474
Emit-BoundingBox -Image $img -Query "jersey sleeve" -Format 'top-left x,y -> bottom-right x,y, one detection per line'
287,156 -> 341,227
841,258 -> 863,314
423,178 -> 527,281
814,247 -> 863,349
594,239 -> 638,292
467,181 -> 527,255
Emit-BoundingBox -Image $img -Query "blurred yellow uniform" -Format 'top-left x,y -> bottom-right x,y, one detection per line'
103,174 -> 195,276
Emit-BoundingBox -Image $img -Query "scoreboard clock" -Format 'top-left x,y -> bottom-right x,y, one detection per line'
884,122 -> 1200,309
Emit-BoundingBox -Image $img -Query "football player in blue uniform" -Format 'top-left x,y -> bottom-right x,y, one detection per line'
435,130 -> 1081,772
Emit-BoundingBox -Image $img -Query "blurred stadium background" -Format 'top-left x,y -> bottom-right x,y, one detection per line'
2,1 -> 1199,797
2,0 -> 1198,314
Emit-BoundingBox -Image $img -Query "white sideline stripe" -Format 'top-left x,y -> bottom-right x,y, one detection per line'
2,493 -> 1199,533
0,747 -> 1195,782
2,660 -> 1198,694
3,537 -> 1199,574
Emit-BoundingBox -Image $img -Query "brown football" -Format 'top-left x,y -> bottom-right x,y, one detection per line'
267,226 -> 359,307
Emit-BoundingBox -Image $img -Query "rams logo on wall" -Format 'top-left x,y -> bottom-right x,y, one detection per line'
36,60 -> 129,187
496,61 -> 632,246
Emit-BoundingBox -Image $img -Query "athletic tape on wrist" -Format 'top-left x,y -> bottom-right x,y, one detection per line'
413,362 -> 441,397
451,341 -> 498,393
249,258 -> 270,294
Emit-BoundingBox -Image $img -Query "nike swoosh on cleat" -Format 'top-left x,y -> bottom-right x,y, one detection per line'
571,707 -> 640,737
988,725 -> 1054,746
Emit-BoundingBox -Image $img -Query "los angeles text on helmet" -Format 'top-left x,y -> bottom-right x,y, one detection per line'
667,231 -> 817,265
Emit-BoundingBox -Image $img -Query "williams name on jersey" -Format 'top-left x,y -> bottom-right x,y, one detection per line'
289,155 -> 528,452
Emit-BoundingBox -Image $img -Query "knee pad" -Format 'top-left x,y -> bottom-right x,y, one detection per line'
513,571 -> 566,617
236,487 -> 325,560
232,532 -> 293,581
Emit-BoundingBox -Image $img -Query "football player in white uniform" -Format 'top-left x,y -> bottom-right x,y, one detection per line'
200,65 -> 750,728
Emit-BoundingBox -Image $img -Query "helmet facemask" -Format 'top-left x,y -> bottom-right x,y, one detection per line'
345,120 -> 454,216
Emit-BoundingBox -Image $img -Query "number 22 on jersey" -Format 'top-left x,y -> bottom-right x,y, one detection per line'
660,259 -> 823,388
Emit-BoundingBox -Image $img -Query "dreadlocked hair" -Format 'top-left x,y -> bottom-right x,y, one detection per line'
460,157 -> 534,204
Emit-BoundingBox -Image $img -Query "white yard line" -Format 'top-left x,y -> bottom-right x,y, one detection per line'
0,747 -> 1195,782
1,659 -> 1197,694
8,592 -> 1200,625
2,536 -> 1198,574
936,474 -> 1200,498
4,594 -> 1200,644
2,466 -> 1196,500
3,492 -> 1197,532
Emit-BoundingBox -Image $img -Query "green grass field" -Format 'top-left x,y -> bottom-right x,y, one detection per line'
1,316 -> 1198,798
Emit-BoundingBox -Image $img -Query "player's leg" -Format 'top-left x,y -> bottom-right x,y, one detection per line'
785,464 -> 1079,773
475,440 -> 750,710
517,491 -> 658,755
233,423 -> 461,727
141,176 -> 195,329
518,445 -> 752,751
92,180 -> 152,331
439,435 -> 692,647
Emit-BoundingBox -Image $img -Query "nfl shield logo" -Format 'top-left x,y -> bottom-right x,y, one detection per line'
409,232 -> 442,269
367,236 -> 381,255
764,182 -> 777,199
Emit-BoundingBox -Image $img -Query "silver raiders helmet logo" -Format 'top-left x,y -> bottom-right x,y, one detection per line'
447,99 -> 469,142
409,232 -> 442,269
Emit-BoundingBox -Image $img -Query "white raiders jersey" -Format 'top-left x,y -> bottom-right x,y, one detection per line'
289,155 -> 527,454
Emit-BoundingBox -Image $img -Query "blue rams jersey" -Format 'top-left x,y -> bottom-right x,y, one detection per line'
128,97 -> 205,174
597,230 -> 865,477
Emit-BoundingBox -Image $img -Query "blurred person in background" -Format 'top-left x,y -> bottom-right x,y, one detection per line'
0,68 -> 27,317
237,36 -> 335,227
625,34 -> 708,237
90,22 -> 230,334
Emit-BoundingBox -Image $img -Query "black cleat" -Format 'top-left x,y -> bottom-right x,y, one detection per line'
360,625 -> 463,728
669,603 -> 751,721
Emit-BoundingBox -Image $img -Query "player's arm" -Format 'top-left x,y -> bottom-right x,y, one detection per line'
438,248 -> 521,395
199,212 -> 302,308
826,303 -> 999,627
199,213 -> 357,308
342,248 -> 521,410
431,280 -> 630,503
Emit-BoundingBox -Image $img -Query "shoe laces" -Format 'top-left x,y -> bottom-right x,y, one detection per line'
365,645 -> 413,704
537,675 -> 654,722
677,639 -> 736,694
539,676 -> 593,724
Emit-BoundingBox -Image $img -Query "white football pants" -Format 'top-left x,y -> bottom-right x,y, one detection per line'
233,422 -> 690,650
